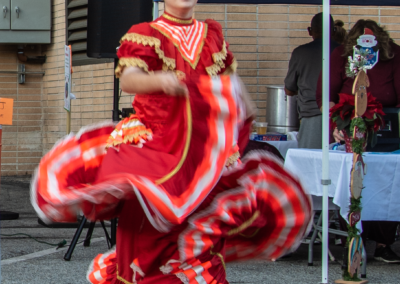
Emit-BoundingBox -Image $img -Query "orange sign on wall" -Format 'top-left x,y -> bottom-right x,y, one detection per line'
0,98 -> 14,125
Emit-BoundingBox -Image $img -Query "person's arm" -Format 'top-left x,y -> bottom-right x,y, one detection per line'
316,47 -> 344,111
120,66 -> 188,96
285,87 -> 297,96
284,49 -> 299,96
392,45 -> 400,107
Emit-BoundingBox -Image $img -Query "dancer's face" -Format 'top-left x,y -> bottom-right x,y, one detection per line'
164,0 -> 197,18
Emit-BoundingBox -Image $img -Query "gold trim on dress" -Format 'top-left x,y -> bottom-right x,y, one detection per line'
206,42 -> 237,76
222,58 -> 238,75
227,210 -> 260,236
155,97 -> 192,185
226,151 -> 240,167
106,129 -> 153,149
120,33 -> 176,72
116,264 -> 134,284
206,63 -> 224,76
115,57 -> 151,77
162,13 -> 193,25
212,41 -> 228,68
210,246 -> 226,270
150,23 -> 208,70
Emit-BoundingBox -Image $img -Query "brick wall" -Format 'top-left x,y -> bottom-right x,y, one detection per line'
41,0 -> 131,155
1,2 -> 400,175
0,45 -> 44,176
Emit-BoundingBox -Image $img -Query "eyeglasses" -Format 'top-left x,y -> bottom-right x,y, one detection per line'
307,27 -> 312,33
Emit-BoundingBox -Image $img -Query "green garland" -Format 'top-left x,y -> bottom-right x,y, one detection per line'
342,116 -> 366,282
343,270 -> 362,282
345,48 -> 370,78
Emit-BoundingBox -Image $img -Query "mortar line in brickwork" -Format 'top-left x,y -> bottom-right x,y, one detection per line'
348,6 -> 351,28
378,6 -> 381,25
224,4 -> 227,38
256,4 -> 259,101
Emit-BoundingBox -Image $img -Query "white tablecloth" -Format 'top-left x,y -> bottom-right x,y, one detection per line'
260,140 -> 298,159
284,149 -> 400,230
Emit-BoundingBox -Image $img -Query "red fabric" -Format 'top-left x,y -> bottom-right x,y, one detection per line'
316,43 -> 400,108
117,17 -> 235,78
33,15 -> 312,284
329,92 -> 385,131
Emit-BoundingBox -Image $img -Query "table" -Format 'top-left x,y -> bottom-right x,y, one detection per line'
284,149 -> 400,231
260,140 -> 298,159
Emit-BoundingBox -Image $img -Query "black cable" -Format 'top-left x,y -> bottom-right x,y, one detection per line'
1,233 -> 67,248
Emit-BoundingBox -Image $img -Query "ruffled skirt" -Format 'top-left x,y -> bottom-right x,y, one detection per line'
31,75 -> 312,284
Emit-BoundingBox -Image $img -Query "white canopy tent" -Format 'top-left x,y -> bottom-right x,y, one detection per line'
152,1 -> 396,283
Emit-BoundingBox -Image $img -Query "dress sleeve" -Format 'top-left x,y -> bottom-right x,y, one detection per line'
115,23 -> 163,77
204,19 -> 237,76
284,49 -> 299,92
222,41 -> 238,75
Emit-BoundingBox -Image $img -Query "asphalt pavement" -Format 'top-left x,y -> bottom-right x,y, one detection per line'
1,176 -> 399,284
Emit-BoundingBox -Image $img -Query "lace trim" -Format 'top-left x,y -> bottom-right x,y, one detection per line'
227,210 -> 260,236
205,63 -> 222,76
226,151 -> 240,167
162,13 -> 193,24
115,57 -> 150,77
223,58 -> 238,75
106,130 -> 153,149
206,41 -> 229,76
120,33 -> 176,71
212,41 -> 227,68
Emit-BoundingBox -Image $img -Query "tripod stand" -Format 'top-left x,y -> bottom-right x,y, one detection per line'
64,217 -> 117,261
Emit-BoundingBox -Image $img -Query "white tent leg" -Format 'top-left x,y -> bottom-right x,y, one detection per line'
321,1 -> 331,283
153,1 -> 159,20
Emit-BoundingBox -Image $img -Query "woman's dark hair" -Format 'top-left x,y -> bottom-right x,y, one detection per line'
343,19 -> 393,61
333,20 -> 347,44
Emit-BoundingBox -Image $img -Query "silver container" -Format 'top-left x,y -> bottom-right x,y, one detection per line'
265,85 -> 300,133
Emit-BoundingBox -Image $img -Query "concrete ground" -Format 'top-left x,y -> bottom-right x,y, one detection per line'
1,176 -> 399,284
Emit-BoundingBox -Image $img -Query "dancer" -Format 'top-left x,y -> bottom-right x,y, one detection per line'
31,1 -> 312,283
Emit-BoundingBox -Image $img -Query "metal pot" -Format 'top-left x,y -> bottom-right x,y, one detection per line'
265,85 -> 299,133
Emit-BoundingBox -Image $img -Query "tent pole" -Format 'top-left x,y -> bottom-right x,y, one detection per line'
153,1 -> 159,20
321,1 -> 331,284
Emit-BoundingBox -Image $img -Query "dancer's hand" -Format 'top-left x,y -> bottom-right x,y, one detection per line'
158,73 -> 188,97
333,128 -> 345,143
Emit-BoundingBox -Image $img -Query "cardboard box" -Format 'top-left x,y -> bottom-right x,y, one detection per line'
251,134 -> 287,141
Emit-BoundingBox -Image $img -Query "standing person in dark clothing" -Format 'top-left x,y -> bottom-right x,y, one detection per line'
284,13 -> 340,149
316,19 -> 400,263
333,20 -> 347,44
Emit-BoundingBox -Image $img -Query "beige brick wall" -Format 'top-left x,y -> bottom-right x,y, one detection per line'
0,45 -> 44,176
1,2 -> 400,175
41,0 -> 131,155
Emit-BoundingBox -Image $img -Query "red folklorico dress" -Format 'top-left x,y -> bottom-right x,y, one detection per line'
31,13 -> 312,284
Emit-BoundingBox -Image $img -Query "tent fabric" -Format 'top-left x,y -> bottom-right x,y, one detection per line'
155,0 -> 399,6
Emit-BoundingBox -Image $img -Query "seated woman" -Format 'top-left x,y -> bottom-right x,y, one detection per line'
316,19 -> 400,264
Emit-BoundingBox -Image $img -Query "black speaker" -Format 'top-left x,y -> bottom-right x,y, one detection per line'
87,0 -> 153,59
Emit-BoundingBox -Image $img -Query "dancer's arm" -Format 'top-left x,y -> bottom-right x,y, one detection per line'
120,66 -> 188,96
